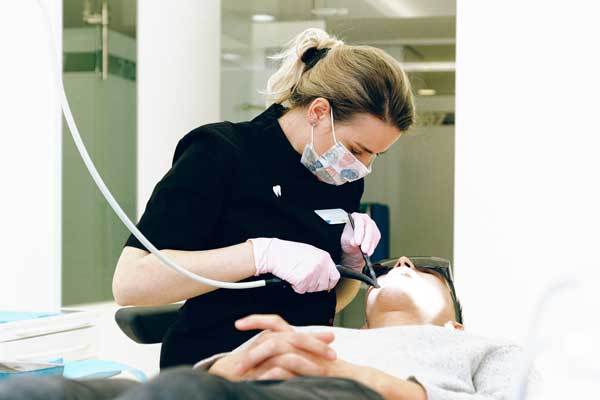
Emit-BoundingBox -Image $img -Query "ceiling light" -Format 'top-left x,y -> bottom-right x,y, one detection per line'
252,14 -> 275,23
403,62 -> 455,72
310,8 -> 349,17
221,53 -> 241,62
365,0 -> 414,17
417,89 -> 437,96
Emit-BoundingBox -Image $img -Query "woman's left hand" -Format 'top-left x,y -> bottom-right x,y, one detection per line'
340,212 -> 381,271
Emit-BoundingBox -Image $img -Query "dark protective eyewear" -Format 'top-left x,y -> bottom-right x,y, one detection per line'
372,256 -> 462,324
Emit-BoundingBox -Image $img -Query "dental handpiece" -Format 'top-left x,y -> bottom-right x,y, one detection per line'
347,213 -> 380,288
267,265 -> 379,288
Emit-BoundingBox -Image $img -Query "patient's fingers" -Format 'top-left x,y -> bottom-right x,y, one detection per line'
309,331 -> 335,344
254,331 -> 334,346
256,353 -> 326,380
235,314 -> 333,343
288,332 -> 336,358
242,332 -> 335,371
235,314 -> 294,333
257,366 -> 296,381
234,332 -> 336,376
235,338 -> 291,376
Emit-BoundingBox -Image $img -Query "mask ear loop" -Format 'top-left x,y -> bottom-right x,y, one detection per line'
330,106 -> 338,143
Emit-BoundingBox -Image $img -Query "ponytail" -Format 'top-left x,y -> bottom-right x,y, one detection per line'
264,28 -> 342,105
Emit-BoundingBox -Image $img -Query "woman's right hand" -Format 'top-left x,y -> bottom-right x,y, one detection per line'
248,238 -> 340,294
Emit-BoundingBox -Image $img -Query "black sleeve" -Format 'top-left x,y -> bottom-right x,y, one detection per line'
124,130 -> 236,251
352,179 -> 365,212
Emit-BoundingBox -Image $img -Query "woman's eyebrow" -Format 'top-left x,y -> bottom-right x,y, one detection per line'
355,142 -> 387,156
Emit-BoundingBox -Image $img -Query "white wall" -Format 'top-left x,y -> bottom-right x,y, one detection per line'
0,0 -> 62,311
456,1 -> 600,395
137,0 -> 221,215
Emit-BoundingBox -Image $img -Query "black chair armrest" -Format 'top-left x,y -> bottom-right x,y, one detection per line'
115,304 -> 182,344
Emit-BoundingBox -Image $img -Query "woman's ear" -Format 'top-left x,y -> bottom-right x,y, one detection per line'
307,98 -> 331,124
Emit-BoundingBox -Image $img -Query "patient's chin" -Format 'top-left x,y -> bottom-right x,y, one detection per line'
372,285 -> 419,313
375,281 -> 448,324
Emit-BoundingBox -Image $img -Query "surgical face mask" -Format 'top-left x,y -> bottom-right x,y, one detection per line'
300,107 -> 372,185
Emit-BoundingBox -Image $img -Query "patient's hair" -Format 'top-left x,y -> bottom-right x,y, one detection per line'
455,298 -> 464,325
264,28 -> 416,132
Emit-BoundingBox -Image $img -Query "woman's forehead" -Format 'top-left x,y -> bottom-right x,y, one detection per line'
341,114 -> 401,149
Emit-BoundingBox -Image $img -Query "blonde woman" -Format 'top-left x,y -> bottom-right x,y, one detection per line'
113,28 -> 416,369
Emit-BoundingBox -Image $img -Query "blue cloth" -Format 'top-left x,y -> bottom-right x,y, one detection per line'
0,362 -> 64,380
1,357 -> 147,382
63,360 -> 147,382
11,358 -> 147,381
0,311 -> 60,324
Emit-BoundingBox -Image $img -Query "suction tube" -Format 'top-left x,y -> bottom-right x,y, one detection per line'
37,0 -> 265,290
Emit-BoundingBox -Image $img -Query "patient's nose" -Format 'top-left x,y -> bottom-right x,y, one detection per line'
394,256 -> 416,269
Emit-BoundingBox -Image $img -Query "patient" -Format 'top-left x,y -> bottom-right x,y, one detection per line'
0,257 -> 529,400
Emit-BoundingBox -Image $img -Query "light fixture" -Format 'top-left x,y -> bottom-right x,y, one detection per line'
252,14 -> 275,23
403,62 -> 455,72
221,53 -> 242,62
365,0 -> 414,17
417,88 -> 437,96
310,8 -> 349,17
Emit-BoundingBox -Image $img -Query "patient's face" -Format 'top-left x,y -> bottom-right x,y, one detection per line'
365,263 -> 456,326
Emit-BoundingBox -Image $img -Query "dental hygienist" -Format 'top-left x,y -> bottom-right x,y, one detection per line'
113,28 -> 415,369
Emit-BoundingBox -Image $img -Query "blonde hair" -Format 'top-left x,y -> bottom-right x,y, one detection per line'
265,28 -> 415,131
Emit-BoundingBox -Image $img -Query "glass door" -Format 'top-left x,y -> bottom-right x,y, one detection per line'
62,0 -> 137,305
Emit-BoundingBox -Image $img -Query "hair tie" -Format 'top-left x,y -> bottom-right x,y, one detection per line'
301,47 -> 330,72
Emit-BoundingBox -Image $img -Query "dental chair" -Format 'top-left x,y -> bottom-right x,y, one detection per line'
115,203 -> 390,344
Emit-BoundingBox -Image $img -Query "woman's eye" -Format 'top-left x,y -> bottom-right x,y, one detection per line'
351,148 -> 362,156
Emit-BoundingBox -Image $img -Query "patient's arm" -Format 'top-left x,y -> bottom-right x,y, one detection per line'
310,345 -> 531,400
210,315 -> 525,399
322,359 -> 427,400
210,315 -> 426,400
244,354 -> 427,400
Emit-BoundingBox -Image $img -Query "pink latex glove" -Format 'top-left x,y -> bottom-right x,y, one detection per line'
248,238 -> 340,294
340,212 -> 381,271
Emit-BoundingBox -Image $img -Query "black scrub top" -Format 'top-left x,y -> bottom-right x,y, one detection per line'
125,103 -> 364,368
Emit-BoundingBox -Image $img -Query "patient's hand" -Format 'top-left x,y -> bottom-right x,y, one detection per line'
209,314 -> 337,381
242,347 -> 341,380
210,315 -> 427,400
